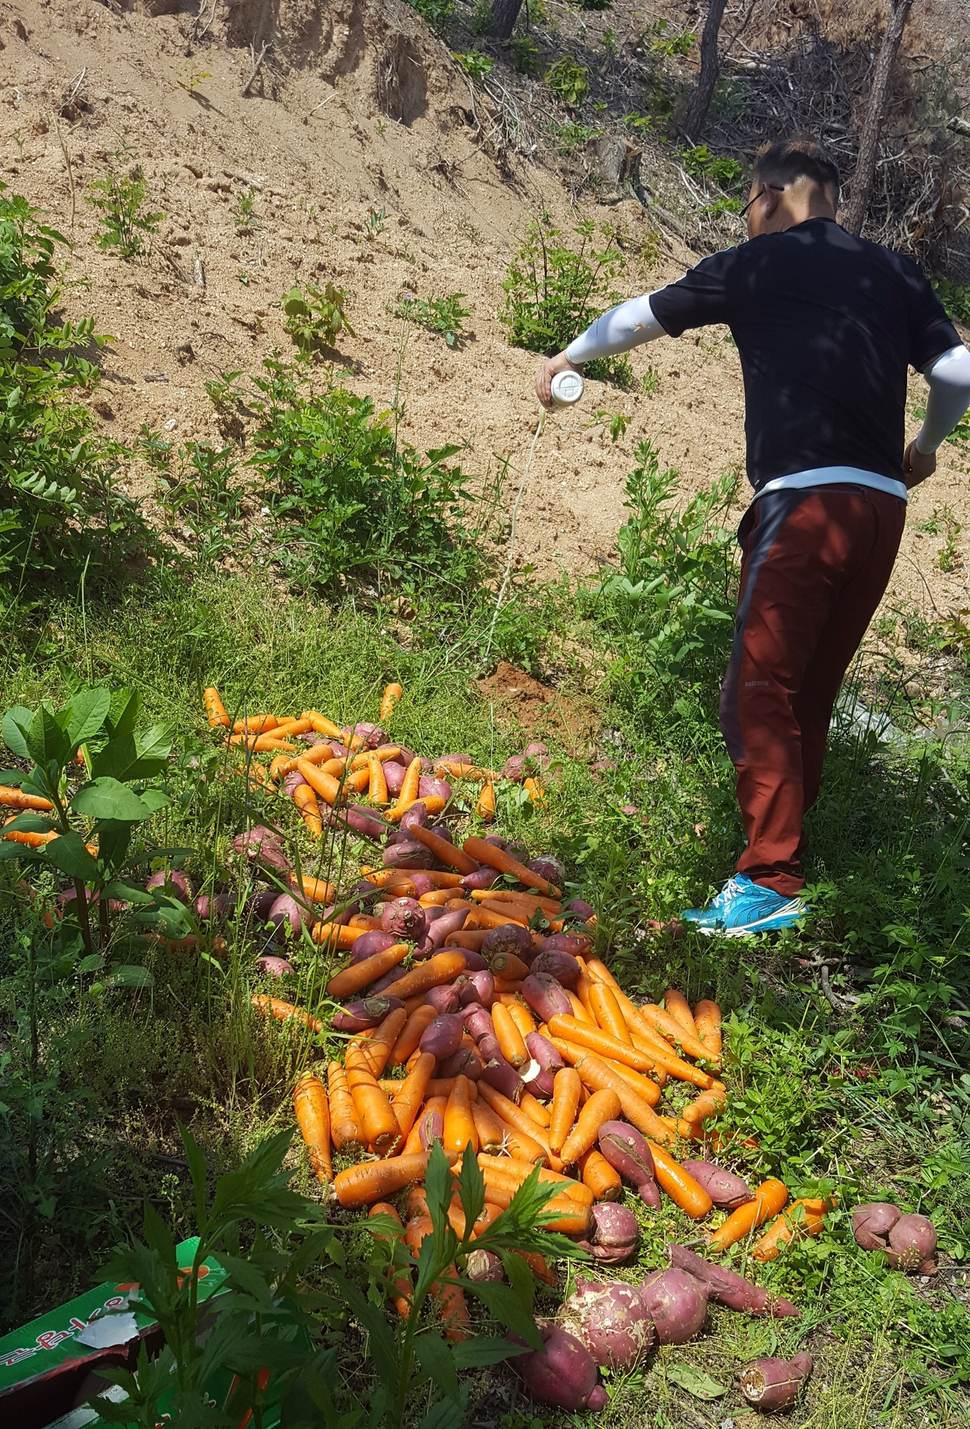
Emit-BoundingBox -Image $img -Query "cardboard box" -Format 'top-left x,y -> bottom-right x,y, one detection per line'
0,1237 -> 283,1428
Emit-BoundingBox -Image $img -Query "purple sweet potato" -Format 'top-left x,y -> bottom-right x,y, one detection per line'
437,1045 -> 485,1080
521,973 -> 572,1023
460,867 -> 500,892
667,1245 -> 800,1318
232,826 -> 289,874
418,775 -> 452,803
537,932 -> 593,959
147,868 -> 193,900
479,1057 -> 525,1102
851,1201 -> 901,1251
886,1213 -> 937,1274
379,897 -> 427,942
465,1249 -> 504,1283
425,983 -> 463,1015
326,803 -> 387,841
419,1014 -> 464,1061
579,1203 -> 640,1265
598,1120 -> 657,1205
331,996 -> 404,1033
560,1278 -> 654,1370
514,1321 -> 607,1412
399,802 -> 433,833
349,930 -> 397,961
456,970 -> 495,1008
268,893 -> 305,939
382,761 -> 409,798
530,949 -> 582,988
639,1268 -> 708,1344
739,1353 -> 813,1412
524,1032 -> 564,1099
255,954 -> 294,978
382,840 -> 435,870
682,1160 -> 753,1210
422,907 -> 469,951
527,853 -> 566,887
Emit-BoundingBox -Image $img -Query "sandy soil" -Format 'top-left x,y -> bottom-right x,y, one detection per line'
0,0 -> 966,622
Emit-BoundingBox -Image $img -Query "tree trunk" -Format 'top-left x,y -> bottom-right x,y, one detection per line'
679,0 -> 729,140
491,0 -> 524,40
843,0 -> 914,235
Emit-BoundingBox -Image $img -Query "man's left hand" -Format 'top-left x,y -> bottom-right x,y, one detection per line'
903,439 -> 936,489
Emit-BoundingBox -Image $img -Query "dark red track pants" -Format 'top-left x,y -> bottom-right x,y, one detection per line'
719,485 -> 906,896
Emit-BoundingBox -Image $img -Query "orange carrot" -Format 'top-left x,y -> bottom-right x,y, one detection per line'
450,929 -> 490,951
580,1148 -> 622,1201
203,687 -> 231,728
476,781 -> 496,821
663,987 -> 697,1038
492,1002 -> 530,1068
646,1142 -> 714,1218
519,1091 -> 551,1129
559,1089 -> 622,1166
404,1094 -> 447,1154
626,1027 -> 717,1090
588,983 -> 631,1044
303,711 -> 346,740
550,1041 -> 674,1145
418,888 -> 457,908
327,1063 -> 363,1148
2,826 -> 58,848
473,1099 -> 507,1152
436,761 -> 500,782
564,991 -> 595,1026
708,1178 -> 790,1251
368,1203 -> 411,1316
0,785 -> 54,813
681,1086 -> 727,1126
289,873 -> 335,904
385,795 -> 448,825
379,683 -> 404,722
391,1052 -> 436,1138
751,1198 -> 830,1261
462,836 -> 561,897
293,1072 -> 332,1182
548,1069 -> 583,1156
326,942 -> 408,1000
292,784 -> 323,837
398,756 -> 422,808
506,1001 -> 537,1039
251,993 -> 322,1034
366,755 -> 389,807
693,999 -> 723,1060
380,951 -> 466,1001
346,1064 -> 401,1155
513,1249 -> 557,1285
475,1155 -> 592,1201
390,1005 -> 438,1065
493,1118 -> 548,1165
478,1176 -> 591,1236
312,914 -> 368,948
296,758 -> 343,807
473,889 -> 562,916
444,1075 -> 478,1158
334,1151 -> 429,1207
523,777 -> 544,805
470,905 -> 529,931
547,1014 -> 657,1074
476,1083 -> 556,1164
604,1059 -> 663,1108
232,714 -> 277,734
423,1076 -> 479,1099
639,1004 -> 714,1064
347,1007 -> 410,1077
409,824 -> 479,874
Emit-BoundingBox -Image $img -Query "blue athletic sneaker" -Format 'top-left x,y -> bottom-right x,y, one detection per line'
681,874 -> 806,937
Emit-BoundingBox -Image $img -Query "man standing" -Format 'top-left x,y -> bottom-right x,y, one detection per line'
537,137 -> 970,937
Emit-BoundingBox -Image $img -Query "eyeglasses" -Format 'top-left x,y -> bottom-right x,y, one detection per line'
740,183 -> 784,220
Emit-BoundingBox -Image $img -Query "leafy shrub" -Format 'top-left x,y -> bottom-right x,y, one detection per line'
550,121 -> 602,156
681,144 -> 745,190
86,159 -> 163,259
647,18 -> 696,56
510,35 -> 540,74
281,282 -> 355,358
393,291 -> 471,347
0,187 -> 144,585
500,218 -> 634,388
247,364 -> 484,600
406,0 -> 455,27
595,442 -> 738,698
153,441 -> 245,563
933,276 -> 970,324
545,57 -> 589,109
453,50 -> 494,81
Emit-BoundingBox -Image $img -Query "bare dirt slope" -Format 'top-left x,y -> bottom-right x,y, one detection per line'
0,0 -> 967,618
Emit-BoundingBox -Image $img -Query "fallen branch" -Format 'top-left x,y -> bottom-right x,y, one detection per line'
242,41 -> 272,98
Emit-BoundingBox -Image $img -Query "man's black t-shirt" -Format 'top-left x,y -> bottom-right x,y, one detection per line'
649,217 -> 960,491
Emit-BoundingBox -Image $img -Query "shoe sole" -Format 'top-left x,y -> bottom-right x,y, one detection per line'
698,901 -> 806,938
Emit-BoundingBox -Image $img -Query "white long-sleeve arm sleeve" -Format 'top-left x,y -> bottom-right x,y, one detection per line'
564,292 -> 667,365
915,343 -> 970,453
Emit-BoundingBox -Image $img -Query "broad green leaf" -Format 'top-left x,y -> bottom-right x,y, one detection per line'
1,706 -> 33,759
180,1123 -> 209,1234
665,1363 -> 728,1400
0,768 -> 26,786
107,689 -> 141,739
415,1398 -> 467,1429
136,788 -> 169,815
0,812 -> 54,834
95,822 -> 133,873
425,1141 -> 454,1225
414,1331 -> 460,1402
41,831 -> 100,881
27,705 -> 70,768
452,1335 -> 528,1368
64,688 -> 111,747
0,840 -> 36,862
103,880 -> 155,906
90,727 -> 171,782
456,1144 -> 485,1236
72,777 -> 153,822
214,1251 -> 275,1307
101,965 -> 154,991
462,1279 -> 541,1349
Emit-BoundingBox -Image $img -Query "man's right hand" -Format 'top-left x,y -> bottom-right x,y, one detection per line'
535,352 -> 580,410
903,439 -> 936,489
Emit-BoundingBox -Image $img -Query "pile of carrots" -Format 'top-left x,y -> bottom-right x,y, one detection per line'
203,682 -> 829,1336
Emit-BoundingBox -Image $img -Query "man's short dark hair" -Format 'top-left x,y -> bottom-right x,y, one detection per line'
754,138 -> 840,199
